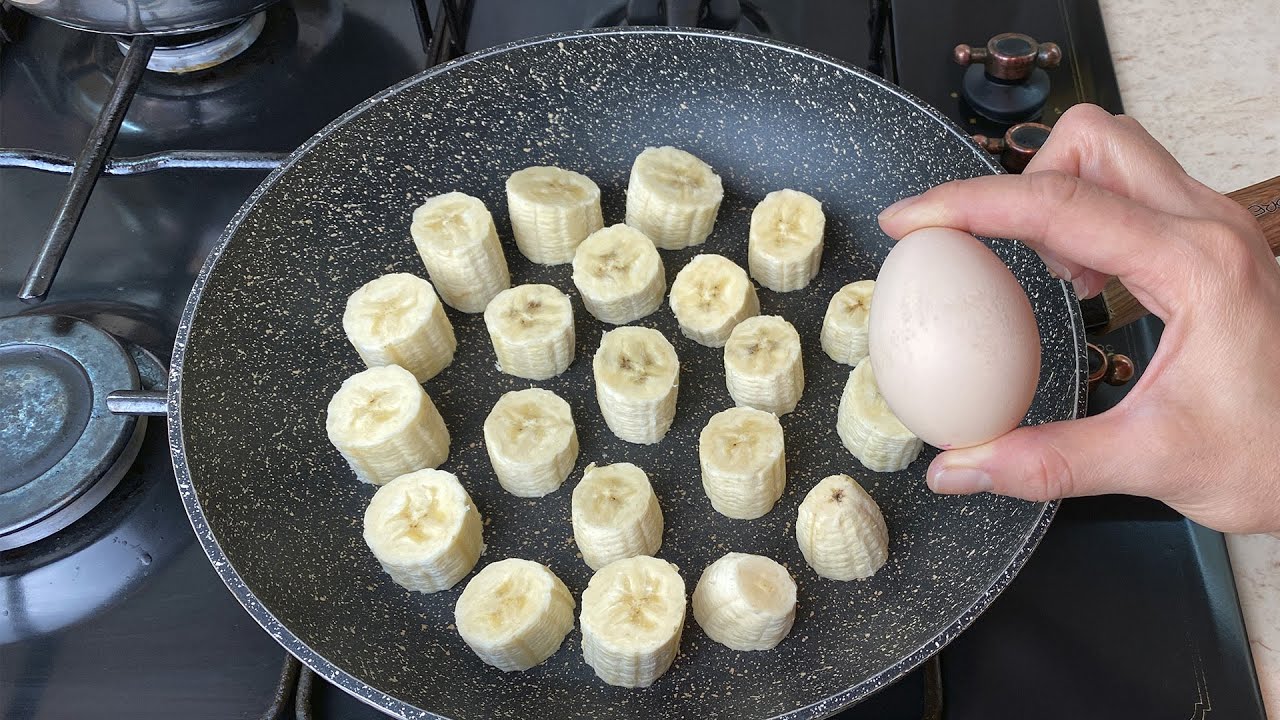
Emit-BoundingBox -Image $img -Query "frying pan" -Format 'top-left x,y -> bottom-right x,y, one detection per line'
165,28 -> 1087,719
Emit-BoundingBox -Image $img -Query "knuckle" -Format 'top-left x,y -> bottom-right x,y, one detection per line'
1027,170 -> 1086,211
1018,444 -> 1077,501
1054,103 -> 1114,136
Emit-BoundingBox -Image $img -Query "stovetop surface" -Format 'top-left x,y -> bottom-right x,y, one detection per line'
0,1 -> 1266,718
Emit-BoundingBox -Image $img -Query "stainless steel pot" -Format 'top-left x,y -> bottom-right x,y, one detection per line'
7,0 -> 280,35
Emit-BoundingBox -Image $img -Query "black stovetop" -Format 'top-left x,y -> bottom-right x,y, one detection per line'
0,1 -> 1266,718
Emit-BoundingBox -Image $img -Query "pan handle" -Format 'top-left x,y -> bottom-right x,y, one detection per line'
1082,175 -> 1280,334
107,390 -> 168,416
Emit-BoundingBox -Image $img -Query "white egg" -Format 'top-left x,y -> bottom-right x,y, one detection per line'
868,227 -> 1041,450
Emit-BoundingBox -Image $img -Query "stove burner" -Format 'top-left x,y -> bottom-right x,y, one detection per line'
115,12 -> 267,74
0,315 -> 146,551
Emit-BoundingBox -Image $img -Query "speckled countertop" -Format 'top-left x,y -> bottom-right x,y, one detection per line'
1097,0 -> 1280,713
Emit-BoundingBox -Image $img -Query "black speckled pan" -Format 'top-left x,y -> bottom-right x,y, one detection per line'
169,27 -> 1087,720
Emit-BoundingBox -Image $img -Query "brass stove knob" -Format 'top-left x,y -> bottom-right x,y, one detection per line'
973,122 -> 1051,174
954,32 -> 1062,82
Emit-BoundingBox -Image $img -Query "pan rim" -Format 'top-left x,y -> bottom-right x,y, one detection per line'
167,25 -> 1083,720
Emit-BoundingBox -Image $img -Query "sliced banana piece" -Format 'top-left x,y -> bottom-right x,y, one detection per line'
820,280 -> 874,366
837,358 -> 923,472
572,224 -> 666,325
795,474 -> 888,581
580,555 -> 686,688
698,407 -> 786,520
724,315 -> 804,416
483,388 -> 578,498
342,273 -> 456,382
362,468 -> 484,593
483,284 -> 575,380
571,462 -> 664,570
326,365 -> 450,485
668,254 -> 760,347
692,552 -> 796,651
411,192 -> 511,313
592,326 -> 680,444
506,166 -> 605,265
454,558 -> 576,671
748,189 -> 826,292
625,146 -> 724,250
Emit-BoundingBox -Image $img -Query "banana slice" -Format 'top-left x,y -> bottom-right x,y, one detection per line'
691,552 -> 796,651
668,254 -> 760,347
326,365 -> 450,485
483,388 -> 578,498
592,326 -> 680,444
747,189 -> 826,292
411,192 -> 511,313
820,280 -> 874,366
571,224 -> 666,325
698,407 -> 786,520
571,462 -> 664,571
454,558 -> 576,671
342,273 -> 456,382
795,474 -> 888,581
837,358 -> 922,472
362,468 -> 484,592
483,284 -> 575,380
506,166 -> 605,265
724,315 -> 804,416
625,146 -> 724,250
580,555 -> 686,687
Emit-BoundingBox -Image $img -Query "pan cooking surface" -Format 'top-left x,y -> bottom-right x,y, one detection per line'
172,28 -> 1085,720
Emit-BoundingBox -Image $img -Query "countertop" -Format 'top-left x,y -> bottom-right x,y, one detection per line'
1098,0 -> 1280,713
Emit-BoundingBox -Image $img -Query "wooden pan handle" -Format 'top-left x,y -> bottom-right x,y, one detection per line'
1085,175 -> 1280,335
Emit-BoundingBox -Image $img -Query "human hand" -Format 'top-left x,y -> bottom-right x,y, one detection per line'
876,103 -> 1280,534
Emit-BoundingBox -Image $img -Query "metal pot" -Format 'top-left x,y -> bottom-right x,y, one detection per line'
7,0 -> 280,35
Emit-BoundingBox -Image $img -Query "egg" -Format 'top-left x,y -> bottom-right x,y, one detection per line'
868,227 -> 1041,450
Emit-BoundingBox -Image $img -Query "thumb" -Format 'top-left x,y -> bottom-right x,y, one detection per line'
925,412 -> 1146,502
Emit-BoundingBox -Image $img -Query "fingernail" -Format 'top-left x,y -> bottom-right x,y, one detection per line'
1042,255 -> 1072,280
1071,276 -> 1091,298
879,195 -> 922,221
928,466 -> 994,495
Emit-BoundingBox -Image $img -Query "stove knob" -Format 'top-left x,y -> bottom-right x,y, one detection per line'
1087,343 -> 1136,392
972,122 -> 1051,173
954,33 -> 1061,123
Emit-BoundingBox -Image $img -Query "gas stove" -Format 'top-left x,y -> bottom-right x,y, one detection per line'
0,1 -> 1267,718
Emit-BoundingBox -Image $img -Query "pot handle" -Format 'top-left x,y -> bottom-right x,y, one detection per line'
1082,175 -> 1280,334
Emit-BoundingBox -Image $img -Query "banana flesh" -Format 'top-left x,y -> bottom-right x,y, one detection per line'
692,552 -> 796,651
625,146 -> 723,250
572,462 -> 664,570
747,189 -> 825,292
454,558 -> 575,671
362,468 -> 484,592
795,474 -> 888,581
820,280 -> 874,366
723,315 -> 804,416
483,283 -> 575,380
592,326 -> 679,444
698,407 -> 786,520
837,358 -> 922,472
342,272 -> 456,382
411,192 -> 511,313
506,166 -> 605,265
325,364 -> 450,485
571,224 -> 666,325
483,388 -> 578,498
668,254 -> 759,347
580,555 -> 686,687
